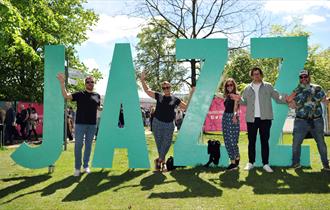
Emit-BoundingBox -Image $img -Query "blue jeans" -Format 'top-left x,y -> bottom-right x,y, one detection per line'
292,118 -> 329,167
74,124 -> 97,170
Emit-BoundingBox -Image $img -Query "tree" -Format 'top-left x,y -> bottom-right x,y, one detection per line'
223,49 -> 279,91
134,0 -> 266,87
135,19 -> 187,92
224,23 -> 330,92
305,47 -> 330,91
0,0 -> 100,102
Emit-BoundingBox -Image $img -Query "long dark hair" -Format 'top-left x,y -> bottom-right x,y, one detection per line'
223,78 -> 238,97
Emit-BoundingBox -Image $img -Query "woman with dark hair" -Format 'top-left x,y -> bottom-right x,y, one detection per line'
222,78 -> 240,170
141,71 -> 194,172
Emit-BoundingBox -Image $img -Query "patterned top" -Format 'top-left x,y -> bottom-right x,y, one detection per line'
293,83 -> 325,119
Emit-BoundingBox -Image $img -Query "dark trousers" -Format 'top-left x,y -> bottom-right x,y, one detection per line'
20,121 -> 27,139
247,118 -> 272,165
4,125 -> 15,144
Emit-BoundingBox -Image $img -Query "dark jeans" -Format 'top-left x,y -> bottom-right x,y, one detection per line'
247,118 -> 272,165
4,125 -> 16,144
20,121 -> 27,139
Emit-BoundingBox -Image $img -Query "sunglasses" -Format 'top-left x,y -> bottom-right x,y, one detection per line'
226,83 -> 234,87
85,81 -> 95,84
162,86 -> 171,90
299,75 -> 308,79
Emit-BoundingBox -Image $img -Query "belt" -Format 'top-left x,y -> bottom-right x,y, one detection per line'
296,116 -> 321,120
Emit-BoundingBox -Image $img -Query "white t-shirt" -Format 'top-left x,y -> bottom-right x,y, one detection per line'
252,83 -> 261,118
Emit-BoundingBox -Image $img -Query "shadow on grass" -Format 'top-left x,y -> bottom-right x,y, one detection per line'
1,175 -> 81,204
218,170 -> 244,189
62,169 -> 148,202
112,172 -> 170,192
148,166 -> 224,199
0,175 -> 52,200
244,168 -> 330,194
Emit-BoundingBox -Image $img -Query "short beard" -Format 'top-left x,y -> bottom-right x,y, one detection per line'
86,86 -> 94,91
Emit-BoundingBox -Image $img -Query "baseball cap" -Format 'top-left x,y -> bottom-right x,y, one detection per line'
299,70 -> 309,76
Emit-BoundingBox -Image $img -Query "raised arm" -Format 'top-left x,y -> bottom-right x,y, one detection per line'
140,71 -> 155,99
57,72 -> 72,100
178,87 -> 195,110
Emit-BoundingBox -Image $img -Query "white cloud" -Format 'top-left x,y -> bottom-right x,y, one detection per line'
302,14 -> 326,25
283,14 -> 326,26
82,58 -> 99,70
86,14 -> 146,44
264,0 -> 330,14
283,15 -> 294,23
95,73 -> 108,96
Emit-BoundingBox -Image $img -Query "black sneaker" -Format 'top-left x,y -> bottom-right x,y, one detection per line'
226,163 -> 238,171
291,163 -> 302,169
235,159 -> 240,166
322,165 -> 330,171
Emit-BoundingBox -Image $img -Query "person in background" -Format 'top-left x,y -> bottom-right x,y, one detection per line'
150,107 -> 155,132
19,104 -> 29,140
67,107 -> 74,141
27,107 -> 38,142
175,109 -> 184,131
4,102 -> 16,145
118,104 -> 124,128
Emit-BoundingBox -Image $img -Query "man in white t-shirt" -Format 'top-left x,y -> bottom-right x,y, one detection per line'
231,67 -> 292,173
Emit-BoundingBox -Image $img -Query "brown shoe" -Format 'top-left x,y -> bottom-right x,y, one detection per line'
154,158 -> 161,171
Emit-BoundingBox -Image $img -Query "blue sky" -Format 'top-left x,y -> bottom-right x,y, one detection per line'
76,0 -> 330,96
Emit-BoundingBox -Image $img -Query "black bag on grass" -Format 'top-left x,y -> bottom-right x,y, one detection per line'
166,156 -> 175,171
204,140 -> 221,167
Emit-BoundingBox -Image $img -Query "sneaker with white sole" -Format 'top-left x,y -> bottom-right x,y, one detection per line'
244,163 -> 254,171
263,164 -> 273,173
84,167 -> 91,174
291,163 -> 302,169
322,165 -> 330,171
73,169 -> 80,177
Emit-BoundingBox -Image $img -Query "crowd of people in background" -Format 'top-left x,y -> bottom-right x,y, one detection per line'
141,106 -> 184,132
0,102 -> 40,145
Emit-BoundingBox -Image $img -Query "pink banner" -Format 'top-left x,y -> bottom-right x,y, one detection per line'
203,97 -> 247,132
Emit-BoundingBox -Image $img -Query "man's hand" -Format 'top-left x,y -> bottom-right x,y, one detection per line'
285,92 -> 296,103
57,72 -> 65,84
288,101 -> 297,109
232,115 -> 238,124
322,97 -> 330,105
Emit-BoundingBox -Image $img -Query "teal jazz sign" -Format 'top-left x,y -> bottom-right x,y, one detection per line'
10,37 -> 309,169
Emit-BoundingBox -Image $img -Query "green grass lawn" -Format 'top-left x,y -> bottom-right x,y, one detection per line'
0,133 -> 330,210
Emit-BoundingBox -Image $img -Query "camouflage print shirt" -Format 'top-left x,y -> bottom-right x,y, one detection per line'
294,83 -> 325,119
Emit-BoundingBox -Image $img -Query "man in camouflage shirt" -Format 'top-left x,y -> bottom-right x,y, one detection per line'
291,70 -> 329,171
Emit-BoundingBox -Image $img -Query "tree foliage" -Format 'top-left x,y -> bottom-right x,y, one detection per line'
0,0 -> 100,102
135,19 -> 187,92
135,0 -> 266,87
223,23 -> 330,92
